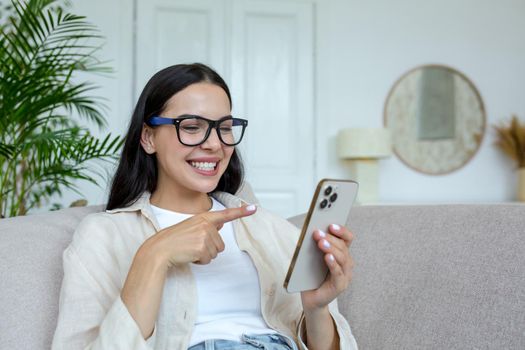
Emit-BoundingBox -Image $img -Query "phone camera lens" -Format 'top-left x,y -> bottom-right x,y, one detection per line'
329,193 -> 338,202
324,186 -> 332,196
320,199 -> 328,209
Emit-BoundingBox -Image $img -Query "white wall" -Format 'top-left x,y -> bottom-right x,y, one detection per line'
47,0 -> 134,210
315,0 -> 525,204
47,0 -> 525,211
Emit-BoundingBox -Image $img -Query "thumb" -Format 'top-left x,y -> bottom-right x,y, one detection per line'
206,204 -> 257,226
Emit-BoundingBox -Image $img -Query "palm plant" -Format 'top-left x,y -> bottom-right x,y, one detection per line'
0,0 -> 123,217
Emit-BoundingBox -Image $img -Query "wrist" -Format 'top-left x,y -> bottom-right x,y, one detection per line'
303,304 -> 330,320
137,237 -> 170,273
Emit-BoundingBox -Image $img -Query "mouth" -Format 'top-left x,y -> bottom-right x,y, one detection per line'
187,160 -> 220,176
189,161 -> 218,171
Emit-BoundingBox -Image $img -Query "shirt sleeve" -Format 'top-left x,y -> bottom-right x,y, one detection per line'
51,245 -> 155,350
295,299 -> 358,350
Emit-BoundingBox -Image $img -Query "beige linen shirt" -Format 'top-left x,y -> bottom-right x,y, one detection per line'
52,191 -> 358,350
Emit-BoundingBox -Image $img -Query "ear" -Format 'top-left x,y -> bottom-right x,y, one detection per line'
140,124 -> 156,154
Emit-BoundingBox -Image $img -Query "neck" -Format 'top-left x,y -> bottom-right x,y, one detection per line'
150,185 -> 212,214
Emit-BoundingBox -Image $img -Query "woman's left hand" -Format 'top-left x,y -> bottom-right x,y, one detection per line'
300,224 -> 354,311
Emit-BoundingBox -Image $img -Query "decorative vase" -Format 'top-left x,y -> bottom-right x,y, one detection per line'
518,168 -> 525,202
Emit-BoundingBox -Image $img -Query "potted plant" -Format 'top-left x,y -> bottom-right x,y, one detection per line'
0,0 -> 123,217
493,115 -> 525,201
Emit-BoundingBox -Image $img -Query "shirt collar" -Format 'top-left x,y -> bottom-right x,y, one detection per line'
105,191 -> 249,215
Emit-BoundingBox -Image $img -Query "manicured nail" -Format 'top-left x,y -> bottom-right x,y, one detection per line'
322,239 -> 331,248
331,224 -> 341,231
328,254 -> 335,262
246,204 -> 257,212
318,229 -> 326,238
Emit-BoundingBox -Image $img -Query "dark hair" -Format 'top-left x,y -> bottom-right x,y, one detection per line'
106,63 -> 244,210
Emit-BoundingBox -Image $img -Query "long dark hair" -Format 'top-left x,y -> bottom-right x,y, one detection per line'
106,63 -> 244,210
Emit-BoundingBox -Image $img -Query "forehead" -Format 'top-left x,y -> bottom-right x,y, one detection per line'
163,82 -> 230,118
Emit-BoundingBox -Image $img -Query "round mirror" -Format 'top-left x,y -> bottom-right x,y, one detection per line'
384,65 -> 486,175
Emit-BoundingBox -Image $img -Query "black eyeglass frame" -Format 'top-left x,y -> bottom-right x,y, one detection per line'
146,114 -> 248,146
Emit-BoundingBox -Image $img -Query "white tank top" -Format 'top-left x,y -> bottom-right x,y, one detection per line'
151,198 -> 275,346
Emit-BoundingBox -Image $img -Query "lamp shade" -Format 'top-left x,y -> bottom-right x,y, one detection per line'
337,128 -> 391,159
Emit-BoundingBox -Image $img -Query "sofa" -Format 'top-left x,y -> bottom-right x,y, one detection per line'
1,201 -> 524,349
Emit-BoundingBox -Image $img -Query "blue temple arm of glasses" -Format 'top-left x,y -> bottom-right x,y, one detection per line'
147,116 -> 174,126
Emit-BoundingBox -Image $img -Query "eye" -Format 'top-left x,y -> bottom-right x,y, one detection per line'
181,125 -> 201,132
179,118 -> 206,133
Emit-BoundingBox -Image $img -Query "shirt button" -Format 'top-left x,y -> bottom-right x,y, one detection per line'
267,284 -> 276,296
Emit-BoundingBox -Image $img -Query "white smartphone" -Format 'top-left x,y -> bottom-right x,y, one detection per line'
284,179 -> 358,293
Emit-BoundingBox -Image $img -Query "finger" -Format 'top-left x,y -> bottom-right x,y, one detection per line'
206,242 -> 219,261
327,224 -> 353,247
325,253 -> 348,292
324,243 -> 353,277
318,239 -> 346,264
205,204 -> 257,226
211,230 -> 225,253
313,229 -> 347,252
194,250 -> 212,265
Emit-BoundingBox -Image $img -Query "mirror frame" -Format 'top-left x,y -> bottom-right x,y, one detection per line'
383,64 -> 486,175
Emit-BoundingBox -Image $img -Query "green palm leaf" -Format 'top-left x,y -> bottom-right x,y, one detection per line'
0,0 -> 121,217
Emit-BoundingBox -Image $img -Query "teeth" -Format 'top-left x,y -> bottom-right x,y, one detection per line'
190,161 -> 217,171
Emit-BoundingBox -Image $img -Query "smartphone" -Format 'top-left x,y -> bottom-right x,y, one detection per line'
284,179 -> 358,293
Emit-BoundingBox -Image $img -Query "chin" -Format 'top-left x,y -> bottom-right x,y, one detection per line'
188,177 -> 222,194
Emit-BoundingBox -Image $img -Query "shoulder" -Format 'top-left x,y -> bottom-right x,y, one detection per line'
242,205 -> 301,242
67,210 -> 144,259
257,206 -> 299,229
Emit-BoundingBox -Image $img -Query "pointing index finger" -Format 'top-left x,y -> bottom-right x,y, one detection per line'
206,204 -> 257,226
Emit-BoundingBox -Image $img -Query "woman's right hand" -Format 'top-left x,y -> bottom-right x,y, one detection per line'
145,204 -> 257,268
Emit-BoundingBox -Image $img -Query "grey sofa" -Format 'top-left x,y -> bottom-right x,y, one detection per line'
1,203 -> 524,349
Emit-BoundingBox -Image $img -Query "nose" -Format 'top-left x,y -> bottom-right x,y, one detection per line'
201,128 -> 222,149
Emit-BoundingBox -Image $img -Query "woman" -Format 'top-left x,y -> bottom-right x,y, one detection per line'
52,63 -> 358,350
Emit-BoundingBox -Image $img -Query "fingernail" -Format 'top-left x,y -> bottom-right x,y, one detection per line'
318,229 -> 326,238
331,224 -> 341,231
328,254 -> 335,262
322,239 -> 331,248
246,204 -> 257,212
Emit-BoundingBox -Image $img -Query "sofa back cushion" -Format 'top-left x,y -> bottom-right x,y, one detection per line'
337,204 -> 525,350
0,206 -> 103,349
2,203 -> 524,349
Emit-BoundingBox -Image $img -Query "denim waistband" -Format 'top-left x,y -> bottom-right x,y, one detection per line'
188,333 -> 298,350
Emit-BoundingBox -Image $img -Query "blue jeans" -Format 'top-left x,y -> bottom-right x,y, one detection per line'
188,333 -> 298,350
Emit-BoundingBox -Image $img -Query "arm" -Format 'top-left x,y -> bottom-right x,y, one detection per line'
120,204 -> 256,338
52,245 -> 157,350
302,307 -> 339,350
53,206 -> 256,349
300,224 -> 355,350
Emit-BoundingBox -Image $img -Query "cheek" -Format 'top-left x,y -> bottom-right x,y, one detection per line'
223,147 -> 235,164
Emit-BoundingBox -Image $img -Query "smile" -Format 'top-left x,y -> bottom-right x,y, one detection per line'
189,161 -> 217,171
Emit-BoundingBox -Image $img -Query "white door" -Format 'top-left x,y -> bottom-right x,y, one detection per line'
230,0 -> 315,218
135,0 -> 315,218
135,0 -> 227,95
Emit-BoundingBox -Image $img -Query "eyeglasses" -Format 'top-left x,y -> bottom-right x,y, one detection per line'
146,114 -> 248,146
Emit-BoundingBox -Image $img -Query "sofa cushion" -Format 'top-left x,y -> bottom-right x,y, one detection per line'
0,205 -> 103,349
337,204 -> 525,350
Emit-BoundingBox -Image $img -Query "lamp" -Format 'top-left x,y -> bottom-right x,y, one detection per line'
337,128 -> 391,204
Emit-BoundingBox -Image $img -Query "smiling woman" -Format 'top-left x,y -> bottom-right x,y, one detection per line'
51,63 -> 358,350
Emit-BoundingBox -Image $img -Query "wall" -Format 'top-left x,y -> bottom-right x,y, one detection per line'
316,0 -> 525,203
47,0 -> 134,210
47,0 -> 525,211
